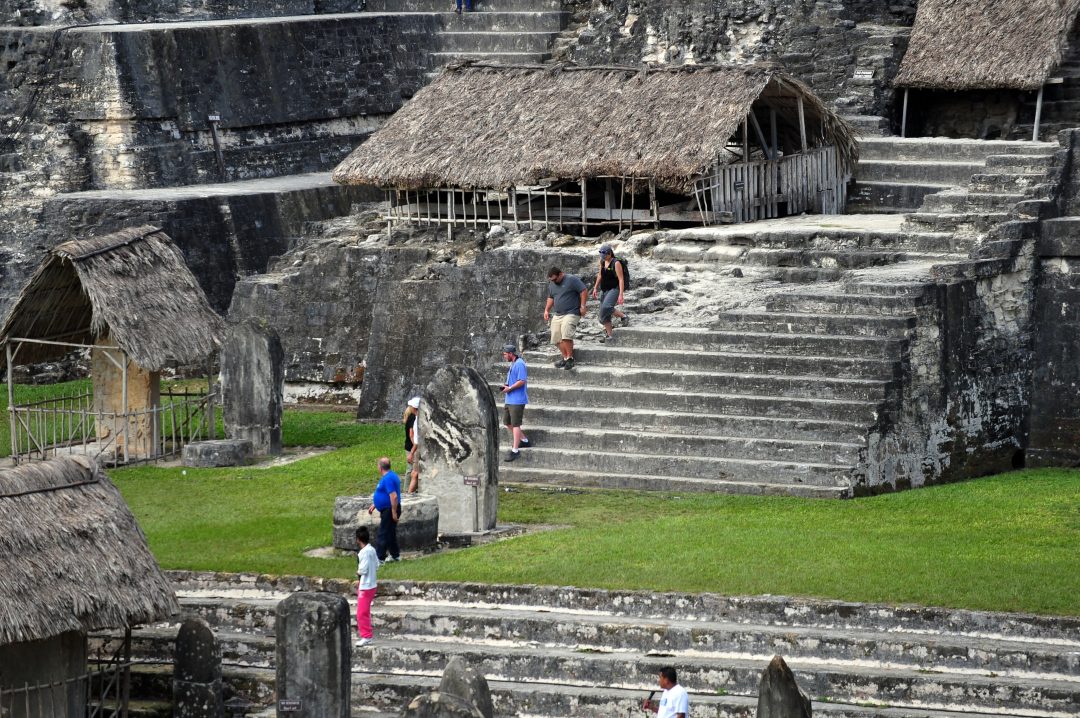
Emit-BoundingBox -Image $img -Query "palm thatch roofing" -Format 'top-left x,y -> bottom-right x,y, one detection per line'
0,456 -> 178,645
895,0 -> 1080,90
333,62 -> 858,193
0,226 -> 225,370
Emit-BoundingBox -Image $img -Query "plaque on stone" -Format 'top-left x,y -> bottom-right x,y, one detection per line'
419,366 -> 499,534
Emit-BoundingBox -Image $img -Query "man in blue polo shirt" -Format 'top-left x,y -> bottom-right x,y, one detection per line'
367,457 -> 401,562
501,343 -> 531,462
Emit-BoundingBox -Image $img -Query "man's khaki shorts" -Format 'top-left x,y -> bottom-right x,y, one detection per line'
503,404 -> 525,427
550,313 -> 581,343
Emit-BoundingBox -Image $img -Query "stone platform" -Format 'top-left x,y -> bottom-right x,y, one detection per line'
332,494 -> 439,551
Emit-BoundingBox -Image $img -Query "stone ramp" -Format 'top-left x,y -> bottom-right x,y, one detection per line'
98,575 -> 1080,717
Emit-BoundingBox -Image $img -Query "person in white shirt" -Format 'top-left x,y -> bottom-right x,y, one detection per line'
355,526 -> 378,647
642,666 -> 689,718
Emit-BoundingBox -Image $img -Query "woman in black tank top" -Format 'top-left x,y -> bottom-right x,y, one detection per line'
591,244 -> 628,342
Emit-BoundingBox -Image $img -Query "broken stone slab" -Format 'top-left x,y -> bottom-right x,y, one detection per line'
182,439 -> 253,468
757,655 -> 812,718
276,592 -> 350,718
401,692 -> 485,718
438,656 -> 494,718
331,493 -> 439,552
173,617 -> 224,718
221,319 -> 284,456
419,365 -> 499,535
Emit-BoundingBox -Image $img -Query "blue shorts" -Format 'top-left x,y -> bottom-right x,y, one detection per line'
600,288 -> 620,323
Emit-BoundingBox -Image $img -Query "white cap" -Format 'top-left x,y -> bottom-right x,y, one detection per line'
407,397 -> 421,409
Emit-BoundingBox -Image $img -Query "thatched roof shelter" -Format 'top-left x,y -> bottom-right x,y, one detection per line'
0,456 -> 177,645
333,62 -> 857,193
895,0 -> 1080,90
0,226 -> 225,370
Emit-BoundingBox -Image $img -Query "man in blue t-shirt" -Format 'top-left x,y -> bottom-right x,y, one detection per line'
367,457 -> 401,562
500,343 -> 531,462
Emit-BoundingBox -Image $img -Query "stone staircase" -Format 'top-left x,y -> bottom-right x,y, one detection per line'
93,573 -> 1080,717
849,137 -> 1057,213
1014,28 -> 1080,140
497,135 -> 1060,498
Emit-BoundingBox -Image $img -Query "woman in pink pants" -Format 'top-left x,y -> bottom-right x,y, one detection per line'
355,526 -> 378,647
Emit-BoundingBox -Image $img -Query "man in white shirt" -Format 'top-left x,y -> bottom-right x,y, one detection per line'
642,666 -> 689,718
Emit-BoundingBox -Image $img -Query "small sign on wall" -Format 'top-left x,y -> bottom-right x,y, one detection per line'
278,699 -> 302,712
853,69 -> 875,80
463,475 -> 480,487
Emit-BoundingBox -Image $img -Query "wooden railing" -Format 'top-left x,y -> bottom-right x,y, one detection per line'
8,389 -> 217,466
693,145 -> 849,223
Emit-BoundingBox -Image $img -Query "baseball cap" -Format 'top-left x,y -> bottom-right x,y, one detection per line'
407,397 -> 421,409
598,244 -> 613,255
502,343 -> 517,354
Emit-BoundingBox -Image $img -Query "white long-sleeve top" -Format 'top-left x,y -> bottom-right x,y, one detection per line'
356,543 -> 378,590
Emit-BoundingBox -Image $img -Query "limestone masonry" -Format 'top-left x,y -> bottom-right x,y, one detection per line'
4,0 -> 1080,498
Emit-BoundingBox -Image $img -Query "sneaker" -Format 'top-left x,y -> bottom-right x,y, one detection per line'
619,315 -> 630,327
563,357 -> 576,370
554,358 -> 567,368
519,438 -> 532,449
383,556 -> 398,563
598,335 -> 608,343
505,450 -> 520,462
355,637 -> 371,647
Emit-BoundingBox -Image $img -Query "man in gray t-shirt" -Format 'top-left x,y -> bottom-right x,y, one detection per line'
544,266 -> 588,370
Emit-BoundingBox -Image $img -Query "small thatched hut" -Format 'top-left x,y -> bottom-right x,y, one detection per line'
894,0 -> 1080,139
333,62 -> 858,231
0,226 -> 226,463
0,456 -> 177,716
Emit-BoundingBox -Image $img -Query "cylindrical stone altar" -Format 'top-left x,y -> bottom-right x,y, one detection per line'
332,493 -> 439,551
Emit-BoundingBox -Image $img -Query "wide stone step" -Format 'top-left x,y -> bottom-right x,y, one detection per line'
123,601 -> 1080,679
524,385 -> 882,422
523,405 -> 868,443
855,159 -> 981,185
857,137 -> 1056,162
435,10 -> 567,31
764,292 -> 922,316
528,346 -> 898,378
712,311 -> 915,338
515,365 -> 891,401
845,181 -> 950,213
520,426 -> 864,464
369,0 -> 561,9
902,211 -> 1008,235
498,467 -> 853,497
921,191 -> 1025,213
499,446 -> 854,486
438,29 -> 556,51
607,327 -> 906,359
743,246 -> 958,269
984,153 -> 1057,172
431,49 -> 551,64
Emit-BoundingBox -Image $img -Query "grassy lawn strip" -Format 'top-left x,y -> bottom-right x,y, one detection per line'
106,421 -> 1080,616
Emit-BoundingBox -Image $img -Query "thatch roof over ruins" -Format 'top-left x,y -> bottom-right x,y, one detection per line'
333,62 -> 857,192
0,226 -> 225,370
895,0 -> 1080,90
0,456 -> 178,645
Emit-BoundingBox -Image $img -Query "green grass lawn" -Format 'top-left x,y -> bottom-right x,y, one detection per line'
109,423 -> 1080,617
5,381 -> 1079,616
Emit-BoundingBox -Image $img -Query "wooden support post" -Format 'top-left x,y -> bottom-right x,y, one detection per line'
749,112 -> 773,159
7,342 -> 17,464
1033,85 -> 1045,142
901,88 -> 909,138
579,178 -> 588,233
797,96 -> 807,151
649,179 -> 659,229
742,118 -> 750,161
770,108 -> 778,159
121,352 -> 128,464
511,187 -> 520,231
206,357 -> 215,442
618,176 -> 626,232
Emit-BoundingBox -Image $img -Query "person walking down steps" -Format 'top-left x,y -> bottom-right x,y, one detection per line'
501,343 -> 531,463
354,526 -> 378,647
545,266 -> 588,370
591,243 -> 629,343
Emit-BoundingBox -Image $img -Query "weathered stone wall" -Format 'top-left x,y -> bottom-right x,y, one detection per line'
228,231 -> 591,419
1,0 -> 363,26
560,0 -> 914,121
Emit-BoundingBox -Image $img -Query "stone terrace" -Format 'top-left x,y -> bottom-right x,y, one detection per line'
94,572 -> 1080,717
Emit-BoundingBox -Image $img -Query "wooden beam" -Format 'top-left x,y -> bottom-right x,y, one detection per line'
748,111 -> 773,159
901,88 -> 909,138
1033,85 -> 1044,142
797,96 -> 807,151
770,108 -> 778,158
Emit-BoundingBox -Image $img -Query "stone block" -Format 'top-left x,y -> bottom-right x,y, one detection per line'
438,656 -> 494,718
331,493 -> 439,551
221,319 -> 284,456
182,439 -> 253,468
173,617 -> 224,718
275,592 -> 350,718
419,366 -> 499,535
756,655 -> 812,718
402,692 -> 486,718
